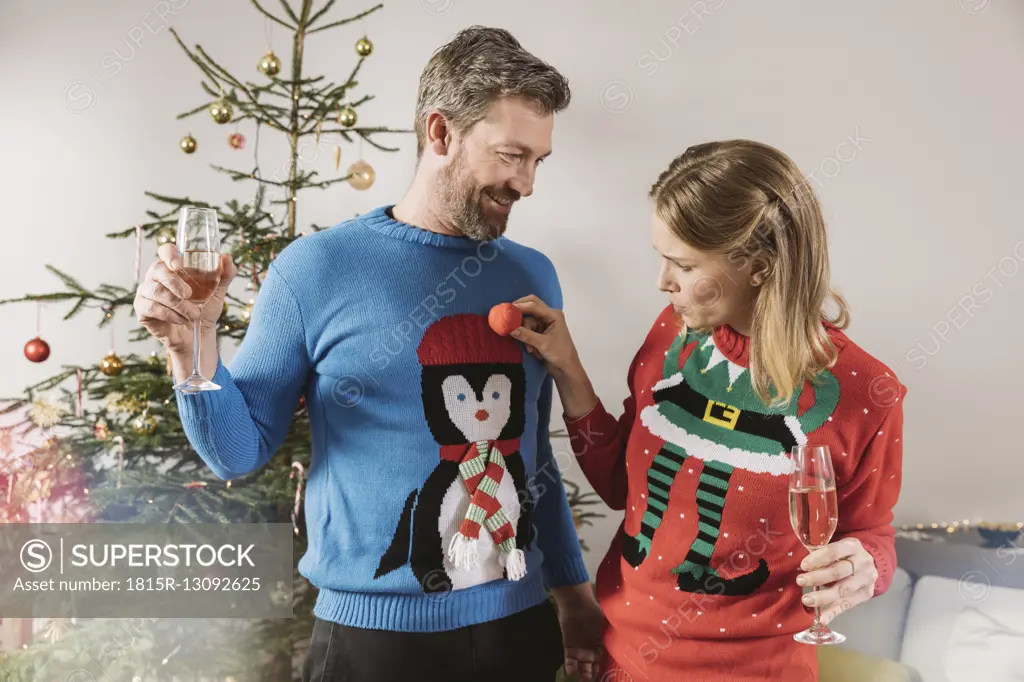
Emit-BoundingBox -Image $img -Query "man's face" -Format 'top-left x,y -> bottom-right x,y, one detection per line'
436,96 -> 553,241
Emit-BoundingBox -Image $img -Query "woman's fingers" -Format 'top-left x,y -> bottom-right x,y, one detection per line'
512,295 -> 558,323
510,325 -> 545,349
819,584 -> 872,625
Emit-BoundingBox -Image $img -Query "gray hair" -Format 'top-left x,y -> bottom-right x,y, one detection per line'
414,26 -> 571,157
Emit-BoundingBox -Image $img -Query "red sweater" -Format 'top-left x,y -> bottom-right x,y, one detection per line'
565,306 -> 905,682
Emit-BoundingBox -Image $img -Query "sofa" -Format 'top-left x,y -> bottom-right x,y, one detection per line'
820,530 -> 1024,682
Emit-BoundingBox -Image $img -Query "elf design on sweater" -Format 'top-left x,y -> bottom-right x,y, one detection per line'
566,305 -> 905,680
626,327 -> 839,595
374,314 -> 534,592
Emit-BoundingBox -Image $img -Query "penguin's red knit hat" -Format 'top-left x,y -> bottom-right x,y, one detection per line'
417,314 -> 521,366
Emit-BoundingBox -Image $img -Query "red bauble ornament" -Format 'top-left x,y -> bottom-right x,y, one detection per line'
24,337 -> 51,363
488,303 -> 523,337
228,132 -> 246,149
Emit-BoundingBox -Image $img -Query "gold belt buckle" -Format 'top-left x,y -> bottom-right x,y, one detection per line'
703,400 -> 740,429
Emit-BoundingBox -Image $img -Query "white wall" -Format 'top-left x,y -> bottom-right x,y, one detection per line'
2,0 -> 1022,577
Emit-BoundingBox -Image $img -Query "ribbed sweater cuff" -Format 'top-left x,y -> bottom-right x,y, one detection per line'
543,552 -> 590,589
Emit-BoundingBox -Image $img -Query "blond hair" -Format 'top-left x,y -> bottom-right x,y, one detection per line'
649,139 -> 849,407
414,26 -> 571,158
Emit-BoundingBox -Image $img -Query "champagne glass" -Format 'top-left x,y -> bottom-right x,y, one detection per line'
789,444 -> 845,645
172,206 -> 222,394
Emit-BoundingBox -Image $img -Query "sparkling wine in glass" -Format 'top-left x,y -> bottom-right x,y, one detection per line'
172,206 -> 222,394
789,444 -> 845,645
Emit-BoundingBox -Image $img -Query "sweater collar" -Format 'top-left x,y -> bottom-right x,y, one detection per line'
711,324 -> 751,367
362,205 -> 507,251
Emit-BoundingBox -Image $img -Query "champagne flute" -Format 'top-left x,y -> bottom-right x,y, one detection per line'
789,444 -> 845,645
172,206 -> 222,394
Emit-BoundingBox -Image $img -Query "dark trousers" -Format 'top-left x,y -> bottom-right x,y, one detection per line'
302,600 -> 565,682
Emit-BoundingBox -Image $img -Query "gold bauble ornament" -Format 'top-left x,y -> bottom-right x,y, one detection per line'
209,99 -> 233,124
258,51 -> 281,76
99,352 -> 124,377
132,412 -> 157,435
156,227 -> 176,245
355,36 -> 373,57
146,351 -> 163,368
180,134 -> 198,154
338,105 -> 357,128
347,160 -> 375,190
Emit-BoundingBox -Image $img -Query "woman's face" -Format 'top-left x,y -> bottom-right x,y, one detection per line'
651,212 -> 762,333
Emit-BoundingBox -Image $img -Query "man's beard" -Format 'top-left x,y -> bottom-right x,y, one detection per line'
436,150 -> 520,241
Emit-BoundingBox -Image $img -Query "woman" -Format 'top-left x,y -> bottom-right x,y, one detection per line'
512,140 -> 905,681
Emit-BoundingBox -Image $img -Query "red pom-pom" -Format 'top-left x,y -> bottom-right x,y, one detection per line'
24,337 -> 50,363
488,303 -> 523,337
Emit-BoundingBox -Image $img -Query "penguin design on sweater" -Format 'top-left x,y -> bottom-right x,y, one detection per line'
624,329 -> 840,596
374,314 -> 534,593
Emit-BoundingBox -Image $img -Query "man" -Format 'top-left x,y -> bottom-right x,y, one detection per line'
134,26 -> 603,682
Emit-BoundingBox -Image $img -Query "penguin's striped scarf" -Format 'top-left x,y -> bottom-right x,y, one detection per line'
443,439 -> 527,580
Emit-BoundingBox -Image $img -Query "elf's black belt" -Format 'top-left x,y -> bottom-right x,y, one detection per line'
651,379 -> 798,451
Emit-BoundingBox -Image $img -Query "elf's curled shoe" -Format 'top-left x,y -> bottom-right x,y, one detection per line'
672,558 -> 770,596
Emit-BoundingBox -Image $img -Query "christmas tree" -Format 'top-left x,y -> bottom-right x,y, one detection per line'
0,1 -> 404,679
0,4 -> 605,680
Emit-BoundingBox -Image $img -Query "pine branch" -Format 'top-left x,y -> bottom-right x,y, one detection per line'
212,165 -> 291,187
250,0 -> 296,29
306,0 -> 338,26
278,0 -> 300,24
308,3 -> 382,33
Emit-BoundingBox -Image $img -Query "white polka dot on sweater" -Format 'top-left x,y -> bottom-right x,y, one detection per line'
778,624 -> 783,629
641,494 -> 645,499
760,518 -> 766,523
724,533 -> 729,538
720,628 -> 726,632
626,602 -> 630,606
878,431 -> 883,435
650,595 -> 654,600
697,611 -> 703,616
644,449 -> 649,454
872,468 -> 877,472
778,588 -> 784,592
688,468 -> 694,474
661,322 -> 665,327
739,553 -> 744,558
851,371 -> 857,376
680,513 -> 685,518
752,613 -> 758,617
738,486 -> 744,491
658,556 -> 662,560
788,551 -> 793,556
827,416 -> 833,422
863,408 -> 869,414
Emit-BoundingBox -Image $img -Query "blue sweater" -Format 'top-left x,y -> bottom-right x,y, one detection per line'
176,206 -> 589,632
